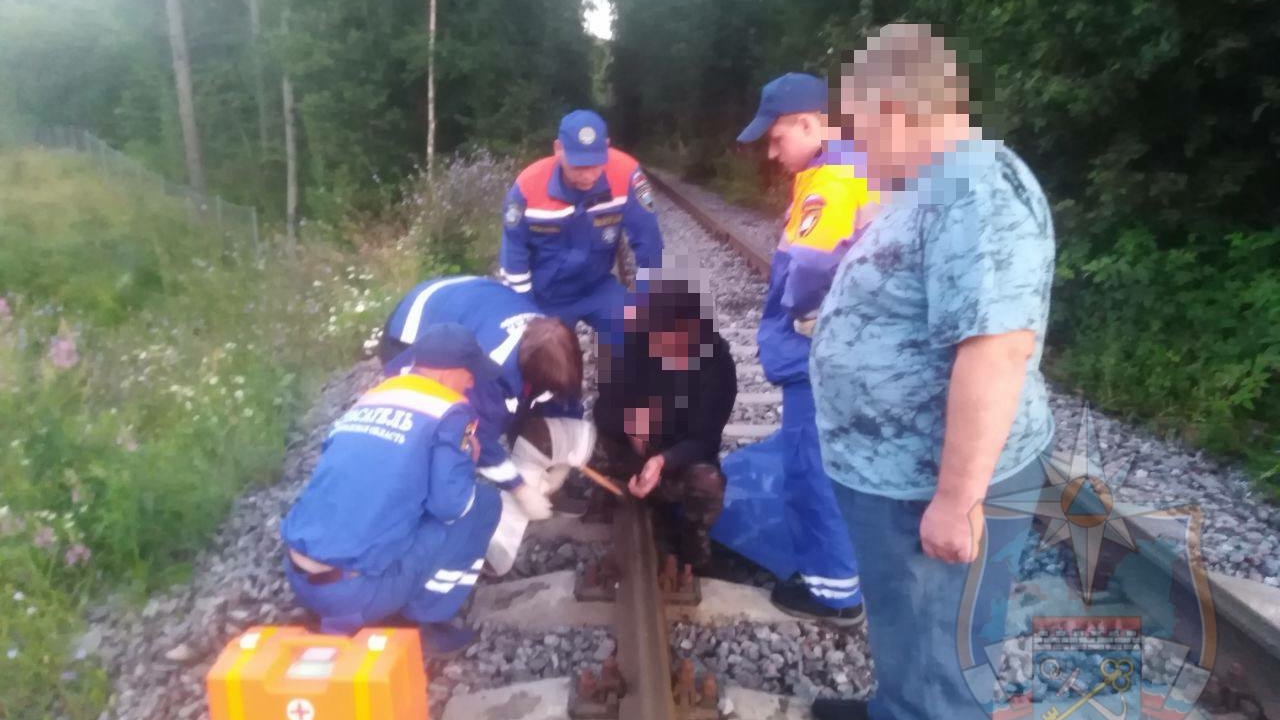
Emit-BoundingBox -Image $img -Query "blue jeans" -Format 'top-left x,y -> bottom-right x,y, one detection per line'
833,458 -> 1044,720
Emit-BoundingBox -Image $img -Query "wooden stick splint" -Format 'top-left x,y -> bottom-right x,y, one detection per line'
580,465 -> 625,497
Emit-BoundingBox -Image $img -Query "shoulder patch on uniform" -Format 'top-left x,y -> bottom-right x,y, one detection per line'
632,172 -> 655,213
461,419 -> 478,452
504,201 -> 524,228
798,204 -> 823,238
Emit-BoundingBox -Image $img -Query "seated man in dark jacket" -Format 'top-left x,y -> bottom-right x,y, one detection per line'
593,278 -> 737,571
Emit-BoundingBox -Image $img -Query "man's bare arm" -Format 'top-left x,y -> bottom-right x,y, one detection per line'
921,330 -> 1035,563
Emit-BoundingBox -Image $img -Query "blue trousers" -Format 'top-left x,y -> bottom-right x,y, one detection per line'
781,382 -> 863,609
833,459 -> 1044,720
535,278 -> 626,334
285,485 -> 501,634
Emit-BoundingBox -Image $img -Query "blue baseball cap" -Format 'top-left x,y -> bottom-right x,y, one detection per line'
737,73 -> 828,143
558,110 -> 609,167
384,323 -> 502,380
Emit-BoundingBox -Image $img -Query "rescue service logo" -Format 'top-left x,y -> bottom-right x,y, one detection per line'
601,225 -> 620,245
633,173 -> 655,212
578,126 -> 597,146
503,202 -> 523,228
956,407 -> 1217,720
798,194 -> 825,238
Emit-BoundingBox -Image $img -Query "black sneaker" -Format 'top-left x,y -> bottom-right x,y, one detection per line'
811,698 -> 871,720
769,579 -> 866,627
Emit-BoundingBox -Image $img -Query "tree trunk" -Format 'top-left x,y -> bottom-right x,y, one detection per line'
165,0 -> 206,195
426,0 -> 437,174
281,8 -> 298,250
283,70 -> 298,249
248,0 -> 269,153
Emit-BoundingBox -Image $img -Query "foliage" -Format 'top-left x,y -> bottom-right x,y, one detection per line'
1050,229 -> 1280,488
0,149 -> 402,717
392,150 -> 519,279
0,0 -> 594,225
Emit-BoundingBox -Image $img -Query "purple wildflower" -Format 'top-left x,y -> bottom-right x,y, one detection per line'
64,543 -> 91,566
48,331 -> 79,369
32,525 -> 56,549
0,296 -> 10,323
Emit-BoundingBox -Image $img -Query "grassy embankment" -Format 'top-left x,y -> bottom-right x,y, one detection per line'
0,147 -> 492,717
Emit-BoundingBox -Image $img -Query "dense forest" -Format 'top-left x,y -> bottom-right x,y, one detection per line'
0,0 -> 1276,474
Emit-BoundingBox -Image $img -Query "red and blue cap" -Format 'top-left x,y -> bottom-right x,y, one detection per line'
384,322 -> 502,380
558,109 -> 609,167
737,73 -> 828,143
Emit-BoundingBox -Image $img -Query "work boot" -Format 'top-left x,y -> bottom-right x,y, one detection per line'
419,623 -> 478,660
769,578 -> 866,627
811,698 -> 871,720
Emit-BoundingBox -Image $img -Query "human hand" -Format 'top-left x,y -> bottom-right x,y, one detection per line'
793,318 -> 816,337
628,454 -> 665,499
920,494 -> 985,563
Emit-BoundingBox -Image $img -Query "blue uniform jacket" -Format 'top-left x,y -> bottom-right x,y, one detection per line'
383,276 -> 579,487
281,375 -> 479,576
758,142 -> 878,386
498,149 -> 662,305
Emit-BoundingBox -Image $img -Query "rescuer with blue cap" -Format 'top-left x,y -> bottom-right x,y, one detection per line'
498,109 -> 664,335
281,323 -> 503,657
712,72 -> 879,625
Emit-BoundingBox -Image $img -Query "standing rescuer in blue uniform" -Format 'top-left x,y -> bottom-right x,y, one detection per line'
714,73 -> 878,625
281,323 -> 503,657
498,109 -> 663,333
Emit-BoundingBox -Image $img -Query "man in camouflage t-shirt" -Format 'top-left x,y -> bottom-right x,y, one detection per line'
808,25 -> 1056,720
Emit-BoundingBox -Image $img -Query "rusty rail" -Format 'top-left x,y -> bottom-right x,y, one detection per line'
612,500 -> 679,720
646,170 -> 771,277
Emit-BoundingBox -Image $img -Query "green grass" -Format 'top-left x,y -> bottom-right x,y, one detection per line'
0,149 -> 404,718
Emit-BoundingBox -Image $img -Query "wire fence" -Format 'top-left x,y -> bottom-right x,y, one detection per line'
17,126 -> 263,259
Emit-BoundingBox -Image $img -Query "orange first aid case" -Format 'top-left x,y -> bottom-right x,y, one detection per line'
206,626 -> 428,720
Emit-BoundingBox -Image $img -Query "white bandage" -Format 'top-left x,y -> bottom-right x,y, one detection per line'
509,418 -> 597,496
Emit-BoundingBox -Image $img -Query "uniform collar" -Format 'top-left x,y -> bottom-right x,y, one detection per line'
819,139 -> 868,174
548,162 -> 611,205
802,140 -> 869,174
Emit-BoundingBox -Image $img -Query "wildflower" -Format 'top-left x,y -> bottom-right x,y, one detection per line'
6,648 -> 16,660
48,323 -> 80,369
32,525 -> 56,549
65,543 -> 91,566
0,296 -> 10,323
12,591 -> 24,602
243,408 -> 254,418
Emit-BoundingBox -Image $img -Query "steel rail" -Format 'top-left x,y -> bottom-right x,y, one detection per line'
612,499 -> 679,720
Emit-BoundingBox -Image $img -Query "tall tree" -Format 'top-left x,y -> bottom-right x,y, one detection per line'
282,9 -> 298,248
164,0 -> 206,195
426,0 -> 437,174
248,0 -> 269,153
